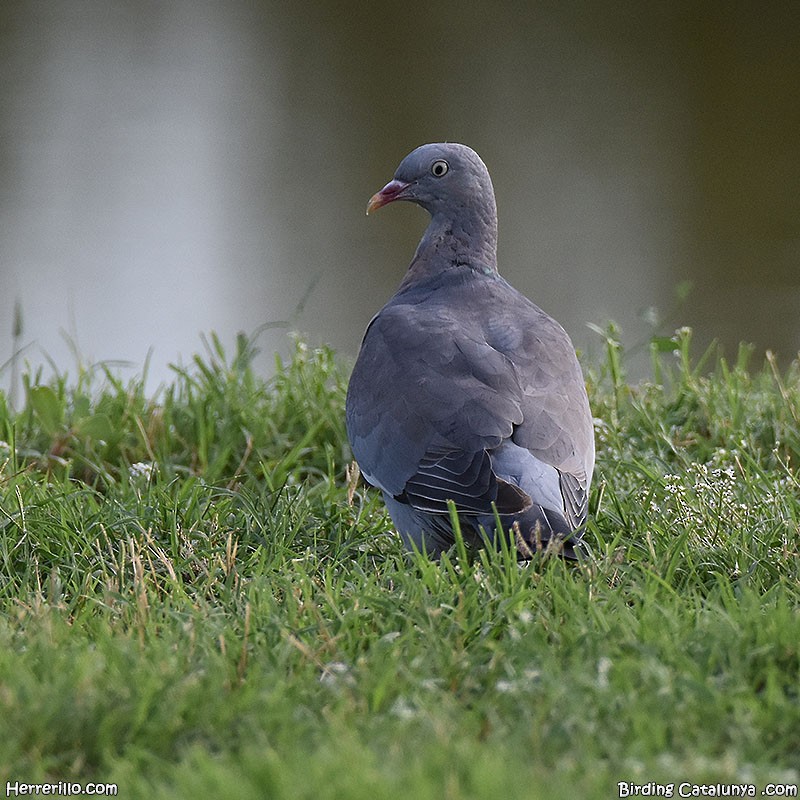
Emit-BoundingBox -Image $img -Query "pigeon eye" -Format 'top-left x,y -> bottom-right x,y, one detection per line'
430,160 -> 449,177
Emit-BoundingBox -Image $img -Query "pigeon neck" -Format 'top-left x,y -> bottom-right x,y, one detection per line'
408,207 -> 498,279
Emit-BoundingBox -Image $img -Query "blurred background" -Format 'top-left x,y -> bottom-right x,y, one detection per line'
1,1 -> 798,396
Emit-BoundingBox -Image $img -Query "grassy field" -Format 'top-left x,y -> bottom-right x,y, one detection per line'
0,329 -> 798,799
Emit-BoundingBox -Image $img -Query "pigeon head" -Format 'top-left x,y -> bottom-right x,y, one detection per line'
367,143 -> 495,217
367,143 -> 499,272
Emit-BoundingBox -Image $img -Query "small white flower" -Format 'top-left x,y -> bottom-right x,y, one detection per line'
597,657 -> 613,688
129,461 -> 156,481
319,661 -> 353,687
390,697 -> 417,719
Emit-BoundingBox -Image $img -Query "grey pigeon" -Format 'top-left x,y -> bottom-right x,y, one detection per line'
346,143 -> 595,559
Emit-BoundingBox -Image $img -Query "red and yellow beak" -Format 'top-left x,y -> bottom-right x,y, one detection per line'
366,179 -> 412,215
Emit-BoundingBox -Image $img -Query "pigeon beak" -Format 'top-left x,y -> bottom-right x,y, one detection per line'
366,179 -> 411,215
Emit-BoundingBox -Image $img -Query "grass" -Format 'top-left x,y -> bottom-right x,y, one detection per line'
0,327 -> 798,799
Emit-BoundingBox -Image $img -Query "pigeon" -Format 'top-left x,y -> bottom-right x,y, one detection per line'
346,143 -> 595,559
